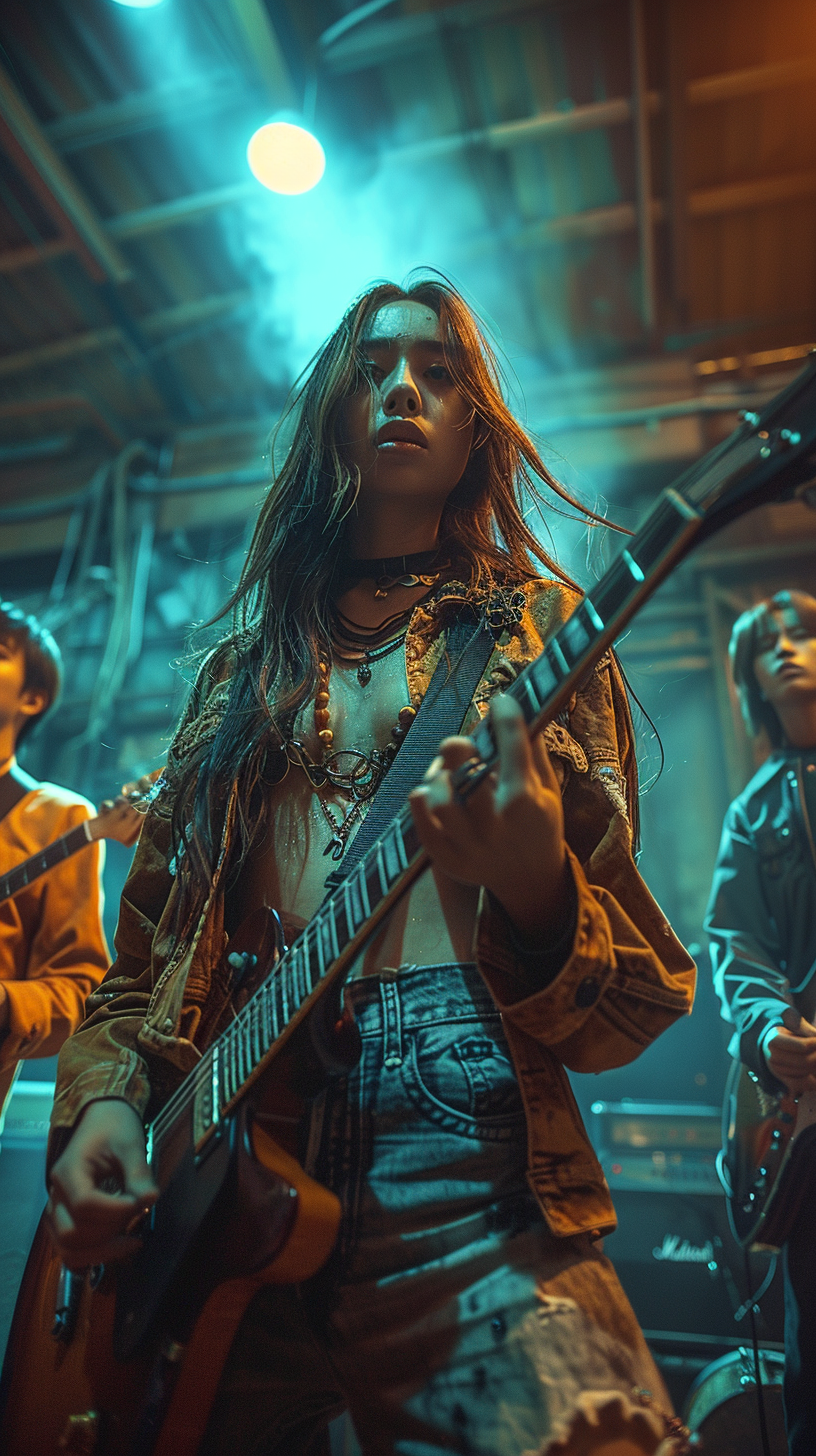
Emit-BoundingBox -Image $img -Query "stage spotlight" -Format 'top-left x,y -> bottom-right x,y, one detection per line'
247,121 -> 326,196
110,0 -> 165,7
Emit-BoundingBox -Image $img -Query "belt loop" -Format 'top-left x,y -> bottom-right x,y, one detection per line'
379,977 -> 403,1069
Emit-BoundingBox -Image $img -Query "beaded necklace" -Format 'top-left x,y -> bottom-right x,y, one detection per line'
306,603 -> 420,859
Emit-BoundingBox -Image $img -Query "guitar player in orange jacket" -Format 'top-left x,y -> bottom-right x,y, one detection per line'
0,601 -> 109,1125
706,589 -> 816,1456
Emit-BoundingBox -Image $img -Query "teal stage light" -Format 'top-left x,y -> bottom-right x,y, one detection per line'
110,0 -> 165,7
247,121 -> 326,196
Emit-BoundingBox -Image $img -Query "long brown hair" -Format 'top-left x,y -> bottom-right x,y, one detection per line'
168,274 -> 618,916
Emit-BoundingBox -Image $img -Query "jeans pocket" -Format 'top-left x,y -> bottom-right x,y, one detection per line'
403,1019 -> 525,1137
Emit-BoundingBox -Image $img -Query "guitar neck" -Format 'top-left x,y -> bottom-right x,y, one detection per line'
0,821 -> 92,906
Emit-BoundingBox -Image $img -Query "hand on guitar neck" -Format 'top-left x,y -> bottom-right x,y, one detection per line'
47,1099 -> 157,1269
765,1006 -> 816,1096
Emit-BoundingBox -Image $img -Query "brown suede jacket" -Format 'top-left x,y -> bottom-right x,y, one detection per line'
49,577 -> 695,1238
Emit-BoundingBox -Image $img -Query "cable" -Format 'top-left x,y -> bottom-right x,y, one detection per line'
744,1247 -> 773,1456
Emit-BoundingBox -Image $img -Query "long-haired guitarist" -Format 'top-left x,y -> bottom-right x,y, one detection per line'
0,602 -> 109,1127
45,280 -> 695,1455
706,588 -> 816,1456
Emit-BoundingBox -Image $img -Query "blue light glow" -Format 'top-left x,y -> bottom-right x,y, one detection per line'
247,122 -> 326,196
110,0 -> 166,8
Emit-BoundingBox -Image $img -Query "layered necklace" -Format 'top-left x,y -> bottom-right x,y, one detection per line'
288,554 -> 445,861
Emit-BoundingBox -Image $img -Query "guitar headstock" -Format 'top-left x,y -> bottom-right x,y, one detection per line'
682,352 -> 816,536
86,768 -> 163,847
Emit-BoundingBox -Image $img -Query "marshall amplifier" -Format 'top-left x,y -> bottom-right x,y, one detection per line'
590,1101 -> 784,1344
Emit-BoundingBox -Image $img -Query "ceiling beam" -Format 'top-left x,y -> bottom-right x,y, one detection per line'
105,182 -> 257,240
384,56 -> 816,166
0,238 -> 71,273
223,0 -> 296,108
0,291 -> 252,379
0,65 -> 132,285
45,75 -> 243,153
468,169 -> 816,253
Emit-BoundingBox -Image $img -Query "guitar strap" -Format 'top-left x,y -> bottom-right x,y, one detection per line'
322,612 -> 496,898
0,764 -> 38,826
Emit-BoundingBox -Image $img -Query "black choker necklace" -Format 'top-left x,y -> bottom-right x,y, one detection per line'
339,549 -> 443,599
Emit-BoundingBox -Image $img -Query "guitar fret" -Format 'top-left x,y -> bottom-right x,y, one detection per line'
211,1046 -> 221,1125
333,888 -> 350,949
356,865 -> 371,920
559,610 -> 592,664
325,909 -> 339,963
584,597 -> 605,633
268,978 -> 280,1040
340,881 -> 353,941
249,1002 -> 260,1069
349,873 -> 364,931
317,914 -> 336,973
296,947 -> 307,1003
375,843 -> 389,898
516,673 -> 541,725
237,1023 -> 247,1089
400,813 -> 422,862
622,548 -> 645,583
364,856 -> 381,913
546,639 -> 569,678
312,922 -> 325,981
279,959 -> 290,1025
383,828 -> 401,884
261,983 -> 273,1045
592,557 -> 642,626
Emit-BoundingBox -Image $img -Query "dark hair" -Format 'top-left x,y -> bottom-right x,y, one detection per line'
0,602 -> 62,745
169,274 -> 624,918
729,589 -> 816,746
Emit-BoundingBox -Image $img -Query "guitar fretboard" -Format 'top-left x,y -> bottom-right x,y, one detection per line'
0,821 -> 91,904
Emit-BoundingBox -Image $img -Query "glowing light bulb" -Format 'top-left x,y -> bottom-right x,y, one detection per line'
247,122 -> 326,196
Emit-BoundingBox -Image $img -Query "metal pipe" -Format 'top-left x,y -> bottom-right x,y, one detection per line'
630,0 -> 656,333
129,465 -> 269,494
536,393 -> 780,435
0,396 -> 124,449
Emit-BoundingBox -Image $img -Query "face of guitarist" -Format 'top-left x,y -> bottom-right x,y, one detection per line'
340,301 -> 475,552
753,606 -> 816,749
0,636 -> 47,758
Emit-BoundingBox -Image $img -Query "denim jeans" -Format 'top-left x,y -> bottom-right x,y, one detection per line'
201,964 -> 667,1456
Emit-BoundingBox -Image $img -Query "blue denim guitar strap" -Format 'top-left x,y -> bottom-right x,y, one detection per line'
322,612 -> 495,898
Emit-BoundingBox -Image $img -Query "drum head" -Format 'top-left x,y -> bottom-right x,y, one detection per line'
683,1348 -> 786,1456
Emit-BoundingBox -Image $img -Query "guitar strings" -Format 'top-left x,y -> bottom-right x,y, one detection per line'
149,914 -> 329,1149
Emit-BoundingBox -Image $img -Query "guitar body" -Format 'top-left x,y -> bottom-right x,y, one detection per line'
721,1056 -> 816,1249
0,1113 -> 341,1456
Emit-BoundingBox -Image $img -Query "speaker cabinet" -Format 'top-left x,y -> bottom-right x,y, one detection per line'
604,1188 -> 784,1344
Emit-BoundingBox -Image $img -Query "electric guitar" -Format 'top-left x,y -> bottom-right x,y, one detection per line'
719,1047 -> 816,1250
0,774 -> 159,908
3,360 -> 816,1456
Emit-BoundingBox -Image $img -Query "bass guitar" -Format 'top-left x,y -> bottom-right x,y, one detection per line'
3,360 -> 816,1455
